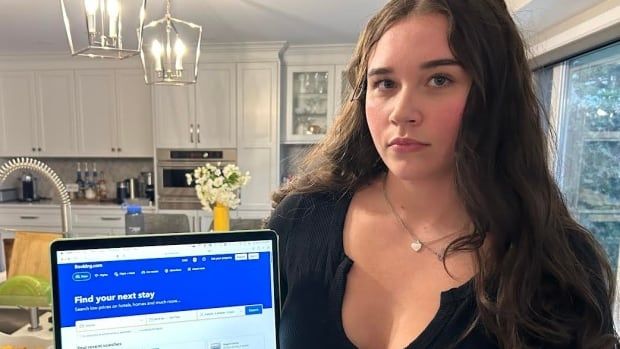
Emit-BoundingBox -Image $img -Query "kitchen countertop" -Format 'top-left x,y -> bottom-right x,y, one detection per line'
0,199 -> 156,210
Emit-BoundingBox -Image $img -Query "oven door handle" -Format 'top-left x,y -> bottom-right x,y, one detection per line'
157,162 -> 202,168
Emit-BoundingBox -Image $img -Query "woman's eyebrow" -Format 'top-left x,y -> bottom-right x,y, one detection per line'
367,58 -> 461,77
367,67 -> 393,77
419,58 -> 460,69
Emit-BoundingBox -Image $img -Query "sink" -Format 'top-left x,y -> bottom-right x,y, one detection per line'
0,308 -> 47,335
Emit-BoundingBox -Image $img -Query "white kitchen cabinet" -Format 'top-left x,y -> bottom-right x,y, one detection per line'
333,64 -> 351,119
153,84 -> 195,148
195,63 -> 237,148
0,71 -> 80,157
284,65 -> 335,143
281,45 -> 354,144
72,208 -> 125,236
237,62 -> 279,214
0,72 -> 39,156
153,63 -> 236,149
75,70 -> 118,156
115,70 -> 153,157
36,71 -> 79,156
75,69 -> 153,157
0,206 -> 61,232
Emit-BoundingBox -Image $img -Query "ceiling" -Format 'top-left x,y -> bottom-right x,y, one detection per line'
0,0 -> 609,55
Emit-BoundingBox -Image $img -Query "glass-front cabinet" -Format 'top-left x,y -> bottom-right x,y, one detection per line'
285,66 -> 336,143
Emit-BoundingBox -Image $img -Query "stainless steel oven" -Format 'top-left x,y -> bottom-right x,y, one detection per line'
156,148 -> 237,210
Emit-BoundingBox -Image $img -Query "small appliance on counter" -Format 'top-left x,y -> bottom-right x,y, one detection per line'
17,172 -> 40,202
116,181 -> 128,204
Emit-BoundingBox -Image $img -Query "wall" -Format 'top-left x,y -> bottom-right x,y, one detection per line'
526,0 -> 620,66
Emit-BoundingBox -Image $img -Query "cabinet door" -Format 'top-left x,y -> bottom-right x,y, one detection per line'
115,70 -> 153,157
195,63 -> 236,148
75,70 -> 117,156
237,62 -> 279,213
333,64 -> 351,121
153,84 -> 195,148
36,71 -> 78,156
284,65 -> 335,143
0,72 -> 38,156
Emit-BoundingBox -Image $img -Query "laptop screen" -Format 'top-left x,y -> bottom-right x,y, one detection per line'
51,232 -> 279,349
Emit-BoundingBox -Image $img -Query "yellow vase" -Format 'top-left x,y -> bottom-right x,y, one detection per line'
212,202 -> 230,231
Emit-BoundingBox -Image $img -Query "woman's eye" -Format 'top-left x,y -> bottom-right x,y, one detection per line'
428,75 -> 452,88
373,79 -> 395,90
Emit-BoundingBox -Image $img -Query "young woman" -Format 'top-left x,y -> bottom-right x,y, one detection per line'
267,0 -> 618,348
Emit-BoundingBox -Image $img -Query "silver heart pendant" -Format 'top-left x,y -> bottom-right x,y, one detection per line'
410,240 -> 422,252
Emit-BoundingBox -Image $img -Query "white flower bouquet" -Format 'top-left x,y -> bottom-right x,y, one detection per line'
185,163 -> 251,212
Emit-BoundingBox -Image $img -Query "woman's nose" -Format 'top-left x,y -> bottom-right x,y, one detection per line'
388,88 -> 422,126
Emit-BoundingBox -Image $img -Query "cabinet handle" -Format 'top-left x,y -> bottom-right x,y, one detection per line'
101,217 -> 122,221
197,124 -> 201,143
190,124 -> 194,143
111,148 -> 116,152
117,147 -> 122,152
19,216 -> 40,220
32,147 -> 36,152
38,147 -> 42,151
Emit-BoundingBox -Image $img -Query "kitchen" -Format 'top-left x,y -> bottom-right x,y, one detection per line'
0,0 -> 619,347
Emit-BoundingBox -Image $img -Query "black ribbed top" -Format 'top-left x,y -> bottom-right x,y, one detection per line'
267,191 -> 499,349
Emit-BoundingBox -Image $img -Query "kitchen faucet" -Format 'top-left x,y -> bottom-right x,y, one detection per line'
0,157 -> 72,236
0,157 -> 72,332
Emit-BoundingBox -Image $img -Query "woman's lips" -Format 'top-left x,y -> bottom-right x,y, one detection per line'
388,138 -> 430,153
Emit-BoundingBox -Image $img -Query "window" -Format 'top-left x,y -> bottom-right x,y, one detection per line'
553,42 -> 620,268
536,41 -> 620,324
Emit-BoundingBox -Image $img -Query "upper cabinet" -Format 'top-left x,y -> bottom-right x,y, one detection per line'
75,70 -> 118,156
0,66 -> 152,158
115,70 -> 153,157
195,63 -> 236,148
37,71 -> 79,156
153,84 -> 194,149
153,63 -> 236,149
285,65 -> 335,143
76,70 -> 153,157
282,45 -> 354,144
0,72 -> 39,156
0,71 -> 79,157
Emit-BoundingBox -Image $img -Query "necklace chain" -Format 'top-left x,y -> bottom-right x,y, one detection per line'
381,175 -> 465,260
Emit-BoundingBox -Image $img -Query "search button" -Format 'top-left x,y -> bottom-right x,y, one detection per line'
245,304 -> 263,315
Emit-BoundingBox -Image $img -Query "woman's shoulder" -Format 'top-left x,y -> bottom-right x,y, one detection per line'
268,190 -> 351,224
266,190 -> 352,255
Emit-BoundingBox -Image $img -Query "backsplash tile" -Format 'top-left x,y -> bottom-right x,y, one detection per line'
0,157 -> 154,200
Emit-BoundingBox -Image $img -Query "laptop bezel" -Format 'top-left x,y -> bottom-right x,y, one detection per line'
49,230 -> 281,349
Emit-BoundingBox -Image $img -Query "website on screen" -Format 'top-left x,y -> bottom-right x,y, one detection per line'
56,241 -> 277,349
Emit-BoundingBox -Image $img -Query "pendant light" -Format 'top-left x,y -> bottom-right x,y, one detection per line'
140,0 -> 202,85
60,0 -> 146,59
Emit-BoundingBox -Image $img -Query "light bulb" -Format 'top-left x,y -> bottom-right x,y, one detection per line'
174,38 -> 185,71
107,0 -> 120,38
85,0 -> 98,34
85,0 -> 98,15
151,40 -> 163,72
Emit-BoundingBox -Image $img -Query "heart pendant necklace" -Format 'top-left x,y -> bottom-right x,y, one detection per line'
410,240 -> 423,252
382,175 -> 452,260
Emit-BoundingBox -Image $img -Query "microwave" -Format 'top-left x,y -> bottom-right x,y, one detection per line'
156,148 -> 237,210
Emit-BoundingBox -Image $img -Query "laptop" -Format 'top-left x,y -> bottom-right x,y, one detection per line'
50,230 -> 280,349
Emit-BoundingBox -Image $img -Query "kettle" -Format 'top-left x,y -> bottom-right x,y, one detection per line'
17,172 -> 39,202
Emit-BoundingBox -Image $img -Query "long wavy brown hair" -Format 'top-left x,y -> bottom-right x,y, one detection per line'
272,0 -> 618,347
